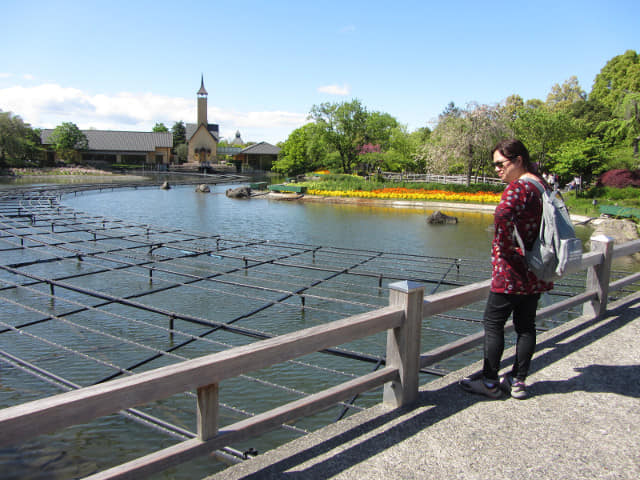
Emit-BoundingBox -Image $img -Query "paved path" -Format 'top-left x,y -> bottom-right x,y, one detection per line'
208,292 -> 640,480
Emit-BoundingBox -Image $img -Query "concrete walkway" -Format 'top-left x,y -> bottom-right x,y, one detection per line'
208,292 -> 640,480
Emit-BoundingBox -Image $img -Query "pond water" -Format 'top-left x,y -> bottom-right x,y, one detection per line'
62,183 -> 497,258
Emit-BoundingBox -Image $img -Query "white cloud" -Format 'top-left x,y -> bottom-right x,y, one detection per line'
0,83 -> 307,144
317,84 -> 351,96
0,73 -> 11,79
23,74 -> 34,80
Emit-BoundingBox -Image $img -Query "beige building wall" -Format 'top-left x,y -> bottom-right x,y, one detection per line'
188,126 -> 218,163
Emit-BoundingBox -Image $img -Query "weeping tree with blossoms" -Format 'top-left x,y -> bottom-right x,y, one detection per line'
415,102 -> 512,184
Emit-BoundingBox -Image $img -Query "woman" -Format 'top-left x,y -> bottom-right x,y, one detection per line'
460,139 -> 553,399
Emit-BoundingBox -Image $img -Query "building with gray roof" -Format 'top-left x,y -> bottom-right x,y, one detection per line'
235,141 -> 281,171
40,129 -> 173,166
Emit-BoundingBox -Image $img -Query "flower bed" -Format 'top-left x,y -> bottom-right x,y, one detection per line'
307,186 -> 501,203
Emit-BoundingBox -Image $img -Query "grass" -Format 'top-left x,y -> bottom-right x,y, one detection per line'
563,188 -> 640,219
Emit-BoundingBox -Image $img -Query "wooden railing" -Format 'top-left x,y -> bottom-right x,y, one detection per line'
373,172 -> 503,185
0,235 -> 638,479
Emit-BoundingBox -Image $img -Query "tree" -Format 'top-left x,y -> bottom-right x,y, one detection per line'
548,137 -> 606,184
0,110 -> 42,167
153,122 -> 169,132
512,107 -> 581,172
272,122 -> 327,175
171,121 -> 187,148
619,93 -> 640,157
545,76 -> 586,112
590,50 -> 640,113
48,122 -> 88,164
310,99 -> 368,173
175,143 -> 188,163
441,101 -> 462,118
364,111 -> 399,150
501,94 -> 525,121
417,102 -> 511,182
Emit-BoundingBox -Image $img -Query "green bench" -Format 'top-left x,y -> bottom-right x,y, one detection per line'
268,184 -> 307,193
598,205 -> 640,220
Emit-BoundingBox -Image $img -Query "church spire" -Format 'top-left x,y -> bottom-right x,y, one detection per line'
197,74 -> 208,97
197,75 -> 208,125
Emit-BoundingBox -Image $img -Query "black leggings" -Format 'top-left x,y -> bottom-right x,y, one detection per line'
482,291 -> 540,382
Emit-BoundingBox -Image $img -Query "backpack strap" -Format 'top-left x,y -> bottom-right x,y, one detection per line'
512,176 -> 546,255
519,176 -> 546,195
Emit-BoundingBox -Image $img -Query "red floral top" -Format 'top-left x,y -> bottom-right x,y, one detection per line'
491,177 -> 554,294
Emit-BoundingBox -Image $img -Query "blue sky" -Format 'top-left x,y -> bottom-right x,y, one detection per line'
1,0 -> 638,144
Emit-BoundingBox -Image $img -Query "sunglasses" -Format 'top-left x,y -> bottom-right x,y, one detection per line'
493,160 -> 510,169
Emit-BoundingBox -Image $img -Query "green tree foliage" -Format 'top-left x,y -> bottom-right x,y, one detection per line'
310,99 -> 369,173
590,50 -> 640,113
273,123 -> 327,175
175,143 -> 188,163
153,122 -> 169,132
548,138 -> 606,184
364,111 -> 399,150
545,76 -> 587,112
276,100 -> 419,176
171,121 -> 187,147
0,110 -> 42,167
502,94 -> 525,121
512,107 -> 582,172
588,50 -> 640,156
48,122 -> 88,164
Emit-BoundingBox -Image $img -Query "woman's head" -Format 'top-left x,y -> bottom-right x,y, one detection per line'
491,139 -> 531,167
492,139 -> 532,183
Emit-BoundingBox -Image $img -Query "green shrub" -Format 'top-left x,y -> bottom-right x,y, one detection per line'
584,186 -> 640,200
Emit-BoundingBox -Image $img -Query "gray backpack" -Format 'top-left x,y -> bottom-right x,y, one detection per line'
514,178 -> 583,282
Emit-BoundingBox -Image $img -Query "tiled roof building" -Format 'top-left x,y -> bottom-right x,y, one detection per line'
41,129 -> 173,165
235,142 -> 281,171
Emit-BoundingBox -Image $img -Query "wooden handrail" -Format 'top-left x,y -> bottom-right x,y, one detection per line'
0,304 -> 404,448
85,367 -> 400,480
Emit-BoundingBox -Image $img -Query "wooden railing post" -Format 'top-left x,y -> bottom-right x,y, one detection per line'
583,234 -> 615,319
383,280 -> 425,408
197,383 -> 219,441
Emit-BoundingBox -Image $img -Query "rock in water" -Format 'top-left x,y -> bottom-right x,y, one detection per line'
225,186 -> 252,198
195,184 -> 210,193
427,211 -> 458,224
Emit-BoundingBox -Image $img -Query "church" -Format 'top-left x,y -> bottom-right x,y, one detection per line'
184,76 -> 280,171
184,75 -> 219,165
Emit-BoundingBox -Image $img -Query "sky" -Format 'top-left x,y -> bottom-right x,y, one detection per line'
1,0 -> 638,145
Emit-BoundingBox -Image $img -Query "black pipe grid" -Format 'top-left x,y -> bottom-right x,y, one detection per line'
0,183 -> 618,470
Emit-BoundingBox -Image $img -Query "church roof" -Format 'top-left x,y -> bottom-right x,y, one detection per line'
185,123 -> 219,141
41,129 -> 172,152
239,142 -> 281,155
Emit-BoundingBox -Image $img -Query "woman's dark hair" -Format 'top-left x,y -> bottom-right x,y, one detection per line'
492,139 -> 532,171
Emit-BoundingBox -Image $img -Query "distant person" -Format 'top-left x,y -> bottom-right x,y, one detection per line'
460,139 -> 553,400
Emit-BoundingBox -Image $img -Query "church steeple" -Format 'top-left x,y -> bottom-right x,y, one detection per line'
197,74 -> 208,125
197,74 -> 208,96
